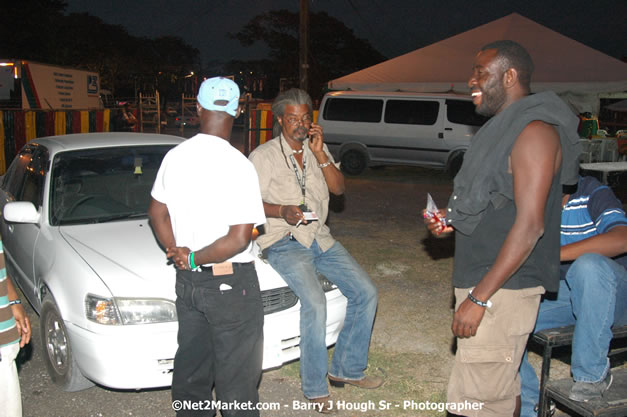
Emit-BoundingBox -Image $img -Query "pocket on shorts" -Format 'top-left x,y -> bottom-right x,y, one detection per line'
454,345 -> 518,402
459,345 -> 515,364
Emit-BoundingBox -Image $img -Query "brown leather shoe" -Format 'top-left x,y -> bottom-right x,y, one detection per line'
309,396 -> 335,414
328,374 -> 384,389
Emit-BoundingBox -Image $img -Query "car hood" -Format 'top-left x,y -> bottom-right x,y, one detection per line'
60,219 -> 289,298
60,219 -> 176,299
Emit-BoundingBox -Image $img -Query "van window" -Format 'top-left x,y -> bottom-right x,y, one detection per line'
384,100 -> 439,125
323,98 -> 383,122
446,99 -> 488,126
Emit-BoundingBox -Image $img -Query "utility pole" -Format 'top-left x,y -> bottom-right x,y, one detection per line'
299,0 -> 309,92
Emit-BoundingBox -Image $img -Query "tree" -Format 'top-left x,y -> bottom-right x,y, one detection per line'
0,2 -> 199,100
0,0 -> 68,61
228,9 -> 386,100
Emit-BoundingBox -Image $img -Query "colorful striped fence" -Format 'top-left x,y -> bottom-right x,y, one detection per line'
248,109 -> 274,151
0,109 -> 111,174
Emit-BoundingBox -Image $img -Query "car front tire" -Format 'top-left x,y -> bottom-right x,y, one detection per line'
40,296 -> 94,392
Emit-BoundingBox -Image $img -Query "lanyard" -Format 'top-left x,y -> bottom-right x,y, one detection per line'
288,153 -> 307,205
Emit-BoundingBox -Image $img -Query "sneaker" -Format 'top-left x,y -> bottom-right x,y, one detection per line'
568,371 -> 613,402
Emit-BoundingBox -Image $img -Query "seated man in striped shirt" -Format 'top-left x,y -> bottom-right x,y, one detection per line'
520,175 -> 627,415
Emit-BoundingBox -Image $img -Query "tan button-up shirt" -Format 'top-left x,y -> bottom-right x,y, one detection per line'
249,134 -> 338,251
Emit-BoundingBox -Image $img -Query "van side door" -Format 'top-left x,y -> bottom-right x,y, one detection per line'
381,99 -> 446,167
319,96 -> 384,161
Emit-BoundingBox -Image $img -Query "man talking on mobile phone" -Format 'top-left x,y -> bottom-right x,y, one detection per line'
249,88 -> 382,414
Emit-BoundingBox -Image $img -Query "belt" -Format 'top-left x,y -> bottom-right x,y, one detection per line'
197,261 -> 253,273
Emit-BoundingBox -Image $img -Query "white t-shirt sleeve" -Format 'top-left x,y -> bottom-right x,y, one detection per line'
150,151 -> 171,204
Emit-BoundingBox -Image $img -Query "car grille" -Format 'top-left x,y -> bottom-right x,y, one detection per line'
261,287 -> 298,314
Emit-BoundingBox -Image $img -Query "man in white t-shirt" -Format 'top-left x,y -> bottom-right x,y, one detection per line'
148,77 -> 266,417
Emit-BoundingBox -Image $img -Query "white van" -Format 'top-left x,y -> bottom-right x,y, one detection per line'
317,91 -> 488,175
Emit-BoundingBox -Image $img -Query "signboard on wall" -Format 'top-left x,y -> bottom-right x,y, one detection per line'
19,61 -> 101,110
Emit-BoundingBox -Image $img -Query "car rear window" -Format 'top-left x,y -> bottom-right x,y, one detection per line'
322,97 -> 383,123
384,100 -> 439,125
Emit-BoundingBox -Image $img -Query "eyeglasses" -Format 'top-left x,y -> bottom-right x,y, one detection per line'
284,115 -> 313,126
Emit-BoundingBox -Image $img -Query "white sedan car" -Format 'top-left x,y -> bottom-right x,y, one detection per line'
0,133 -> 346,391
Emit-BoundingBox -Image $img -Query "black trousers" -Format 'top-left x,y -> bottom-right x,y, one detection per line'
171,263 -> 264,417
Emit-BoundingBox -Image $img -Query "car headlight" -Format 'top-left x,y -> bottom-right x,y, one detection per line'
86,294 -> 177,325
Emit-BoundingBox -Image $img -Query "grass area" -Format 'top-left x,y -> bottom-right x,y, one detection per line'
279,346 -> 452,417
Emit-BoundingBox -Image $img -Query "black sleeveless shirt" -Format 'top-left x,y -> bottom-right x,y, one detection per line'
452,174 -> 562,292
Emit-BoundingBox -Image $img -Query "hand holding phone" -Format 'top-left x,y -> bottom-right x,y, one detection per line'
308,123 -> 324,153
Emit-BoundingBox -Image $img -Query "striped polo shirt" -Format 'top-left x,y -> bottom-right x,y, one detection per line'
0,239 -> 20,347
561,176 -> 627,276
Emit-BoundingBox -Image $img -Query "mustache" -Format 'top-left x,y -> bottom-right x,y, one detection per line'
295,127 -> 309,140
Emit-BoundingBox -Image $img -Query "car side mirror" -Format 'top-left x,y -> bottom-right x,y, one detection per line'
3,201 -> 41,224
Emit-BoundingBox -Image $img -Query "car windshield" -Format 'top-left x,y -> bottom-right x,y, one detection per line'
50,145 -> 174,226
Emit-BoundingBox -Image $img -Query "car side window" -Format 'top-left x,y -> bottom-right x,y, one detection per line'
446,99 -> 489,126
6,145 -> 49,207
20,148 -> 48,208
3,147 -> 33,199
384,100 -> 439,125
323,98 -> 383,123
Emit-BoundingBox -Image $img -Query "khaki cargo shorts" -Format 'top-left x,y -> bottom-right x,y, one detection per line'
448,286 -> 544,417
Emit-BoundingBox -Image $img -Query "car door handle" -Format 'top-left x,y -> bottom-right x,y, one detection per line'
445,128 -> 453,131
8,224 -> 14,233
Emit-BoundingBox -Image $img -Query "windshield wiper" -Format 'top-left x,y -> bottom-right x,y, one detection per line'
91,212 -> 147,223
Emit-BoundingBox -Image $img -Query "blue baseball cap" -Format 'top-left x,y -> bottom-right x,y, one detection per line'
197,77 -> 240,117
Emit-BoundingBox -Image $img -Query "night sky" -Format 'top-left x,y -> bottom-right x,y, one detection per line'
65,0 -> 627,69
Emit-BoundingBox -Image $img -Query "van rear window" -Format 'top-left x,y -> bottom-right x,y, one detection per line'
384,100 -> 439,125
323,98 -> 383,122
446,99 -> 489,126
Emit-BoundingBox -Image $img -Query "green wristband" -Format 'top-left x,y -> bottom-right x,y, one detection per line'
190,252 -> 197,270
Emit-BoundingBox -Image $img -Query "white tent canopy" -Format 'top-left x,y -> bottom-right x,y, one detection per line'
328,13 -> 627,113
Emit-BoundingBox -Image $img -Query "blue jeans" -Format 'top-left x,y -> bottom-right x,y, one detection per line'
172,264 -> 264,417
520,254 -> 627,417
265,237 -> 378,399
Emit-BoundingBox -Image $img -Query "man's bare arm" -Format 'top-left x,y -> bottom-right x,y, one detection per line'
147,198 -> 176,250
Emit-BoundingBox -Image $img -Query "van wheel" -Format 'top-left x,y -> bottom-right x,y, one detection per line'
447,152 -> 465,178
341,150 -> 367,175
40,297 -> 94,391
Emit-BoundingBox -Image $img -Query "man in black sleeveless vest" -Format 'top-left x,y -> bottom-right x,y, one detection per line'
425,40 -> 580,417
